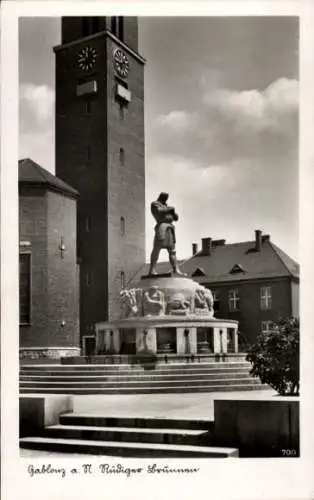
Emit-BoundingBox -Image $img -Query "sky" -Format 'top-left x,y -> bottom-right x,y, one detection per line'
19,16 -> 299,261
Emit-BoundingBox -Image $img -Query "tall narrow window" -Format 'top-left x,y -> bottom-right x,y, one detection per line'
119,104 -> 124,120
111,16 -> 117,35
91,17 -> 99,34
228,289 -> 239,312
120,271 -> 125,289
86,270 -> 91,287
118,16 -> 124,41
120,216 -> 125,235
260,286 -> 272,310
20,253 -> 31,324
119,147 -> 125,165
85,100 -> 91,115
82,18 -> 89,37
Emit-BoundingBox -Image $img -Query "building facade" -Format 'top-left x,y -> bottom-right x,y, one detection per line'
54,16 -> 146,349
19,159 -> 80,360
182,230 -> 299,347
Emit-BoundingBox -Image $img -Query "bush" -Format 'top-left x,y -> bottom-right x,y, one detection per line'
246,317 -> 299,396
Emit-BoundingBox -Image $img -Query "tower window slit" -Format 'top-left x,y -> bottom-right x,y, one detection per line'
119,147 -> 125,165
120,216 -> 125,235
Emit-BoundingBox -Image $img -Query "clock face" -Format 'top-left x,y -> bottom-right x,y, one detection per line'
77,46 -> 97,71
113,48 -> 129,78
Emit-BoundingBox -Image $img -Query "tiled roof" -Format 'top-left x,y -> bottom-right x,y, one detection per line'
181,239 -> 299,282
133,239 -> 299,284
19,158 -> 79,197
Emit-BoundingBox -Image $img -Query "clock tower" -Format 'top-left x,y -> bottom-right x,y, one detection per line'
54,17 -> 145,346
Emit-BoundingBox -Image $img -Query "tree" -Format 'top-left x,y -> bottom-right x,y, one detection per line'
246,317 -> 299,396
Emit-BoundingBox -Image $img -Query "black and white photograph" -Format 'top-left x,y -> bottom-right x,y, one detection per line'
2,3 -> 314,500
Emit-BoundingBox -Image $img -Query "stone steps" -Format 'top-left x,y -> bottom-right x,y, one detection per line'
20,413 -> 238,457
20,382 -> 265,394
39,424 -> 207,446
20,376 -> 258,389
19,360 -> 266,395
20,371 -> 251,383
20,361 -> 251,372
19,436 -> 238,457
59,415 -> 212,430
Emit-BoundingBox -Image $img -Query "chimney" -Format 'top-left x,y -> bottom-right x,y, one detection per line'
192,243 -> 198,255
262,234 -> 270,243
212,239 -> 226,247
255,230 -> 262,252
201,237 -> 212,256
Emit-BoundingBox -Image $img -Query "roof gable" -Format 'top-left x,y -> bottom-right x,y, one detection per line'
19,158 -> 79,198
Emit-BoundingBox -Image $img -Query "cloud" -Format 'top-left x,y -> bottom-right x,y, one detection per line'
19,129 -> 55,173
20,83 -> 55,125
207,77 -> 298,134
152,78 -> 298,167
145,153 -> 298,261
19,83 -> 55,170
156,110 -> 196,132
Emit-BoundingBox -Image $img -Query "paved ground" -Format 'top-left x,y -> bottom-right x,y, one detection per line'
20,389 -> 274,457
72,389 -> 274,420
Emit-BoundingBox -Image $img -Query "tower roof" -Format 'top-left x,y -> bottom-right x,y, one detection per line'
19,158 -> 79,198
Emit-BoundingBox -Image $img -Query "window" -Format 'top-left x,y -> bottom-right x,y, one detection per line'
191,267 -> 206,277
119,104 -> 124,120
228,289 -> 239,312
86,270 -> 91,287
82,18 -> 89,37
91,17 -> 99,34
20,253 -> 31,324
261,321 -> 273,334
120,216 -> 125,235
212,290 -> 220,312
119,147 -> 125,165
118,17 -> 124,41
260,286 -> 272,310
85,100 -> 91,115
120,271 -> 125,288
230,263 -> 245,274
111,16 -> 124,40
111,17 -> 117,36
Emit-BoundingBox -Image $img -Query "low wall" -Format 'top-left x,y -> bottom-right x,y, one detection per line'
20,395 -> 73,437
213,396 -> 299,457
20,347 -> 80,362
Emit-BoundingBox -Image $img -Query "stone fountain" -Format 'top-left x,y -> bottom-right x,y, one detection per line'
95,193 -> 238,360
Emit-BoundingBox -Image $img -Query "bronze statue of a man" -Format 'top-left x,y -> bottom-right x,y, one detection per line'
149,192 -> 183,275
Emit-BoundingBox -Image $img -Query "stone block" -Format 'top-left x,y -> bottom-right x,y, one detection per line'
213,396 -> 299,457
20,395 -> 73,437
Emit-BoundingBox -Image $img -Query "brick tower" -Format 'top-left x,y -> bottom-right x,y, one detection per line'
54,17 -> 145,349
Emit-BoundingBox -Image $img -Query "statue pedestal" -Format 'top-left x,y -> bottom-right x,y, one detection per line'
96,274 -> 238,358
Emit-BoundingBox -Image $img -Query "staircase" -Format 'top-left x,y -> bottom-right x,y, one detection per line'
19,361 -> 267,394
20,414 -> 238,457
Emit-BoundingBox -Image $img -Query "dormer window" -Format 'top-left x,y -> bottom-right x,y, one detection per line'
191,267 -> 206,277
230,263 -> 245,274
